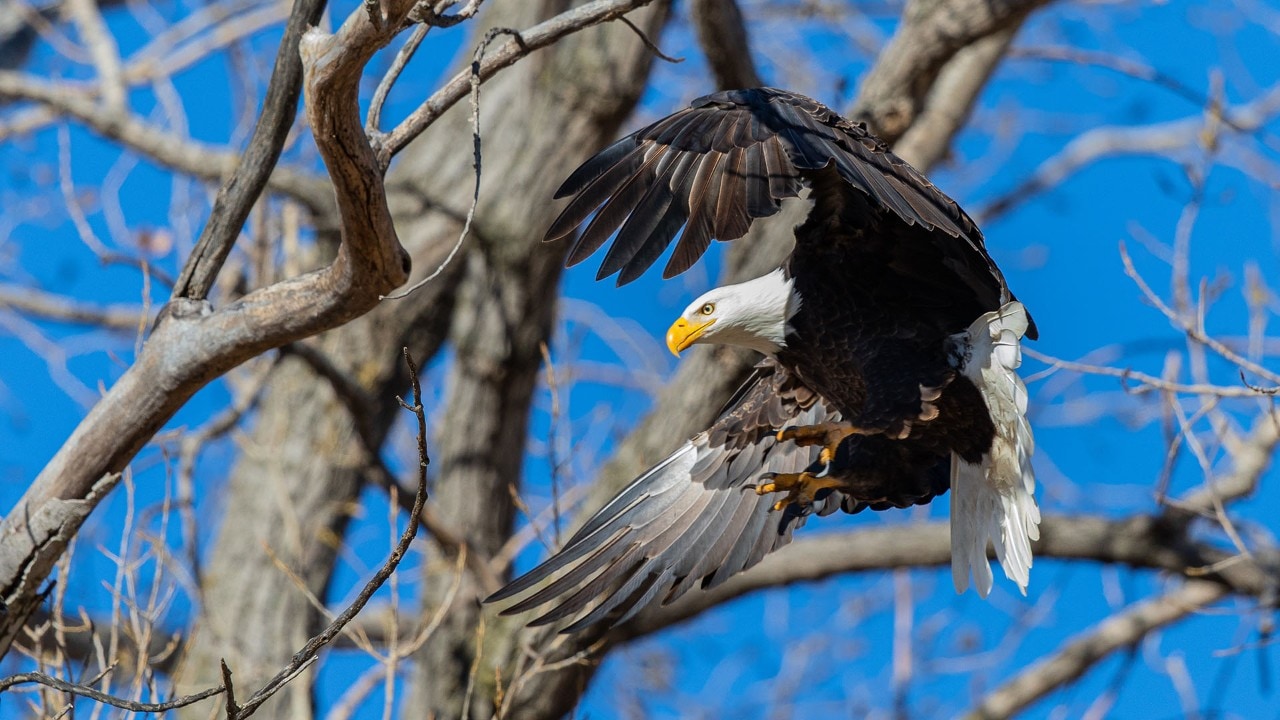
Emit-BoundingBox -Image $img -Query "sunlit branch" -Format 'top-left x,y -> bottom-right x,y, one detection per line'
0,71 -> 332,211
964,581 -> 1227,719
380,0 -> 662,164
978,83 -> 1280,223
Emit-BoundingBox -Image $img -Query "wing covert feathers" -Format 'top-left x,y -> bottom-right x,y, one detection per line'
950,302 -> 1040,597
546,87 -> 981,284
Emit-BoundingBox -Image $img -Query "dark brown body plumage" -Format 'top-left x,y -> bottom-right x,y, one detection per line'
486,88 -> 1034,631
780,163 -> 1003,479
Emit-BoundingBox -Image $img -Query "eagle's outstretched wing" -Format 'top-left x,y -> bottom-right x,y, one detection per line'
483,358 -> 834,627
487,360 -> 857,632
545,87 -> 980,284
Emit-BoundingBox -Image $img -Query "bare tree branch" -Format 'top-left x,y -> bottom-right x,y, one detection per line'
0,72 -> 333,213
0,672 -> 225,712
977,83 -> 1280,223
171,0 -> 327,301
379,0 -> 664,164
1169,413 -> 1278,519
850,0 -> 1048,145
964,581 -> 1227,719
228,348 -> 430,720
893,21 -> 1021,170
65,0 -> 124,109
1025,348 -> 1280,400
0,284 -> 146,331
626,510 -> 1276,640
690,0 -> 761,90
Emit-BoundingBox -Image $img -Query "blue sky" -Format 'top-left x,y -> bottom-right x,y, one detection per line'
3,0 -> 1280,718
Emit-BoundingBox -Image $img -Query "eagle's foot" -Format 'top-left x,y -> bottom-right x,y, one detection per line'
774,421 -> 868,467
755,471 -> 845,512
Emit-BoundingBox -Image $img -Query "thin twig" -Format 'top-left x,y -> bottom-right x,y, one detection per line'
66,0 -> 126,110
411,0 -> 486,27
0,284 -> 146,331
1024,348 -> 1271,399
366,23 -> 429,135
381,0 -> 656,161
617,15 -> 682,63
230,348 -> 431,719
0,71 -> 331,210
285,341 -> 500,589
1009,46 -> 1278,143
460,614 -> 486,720
1120,242 -> 1280,386
56,124 -> 109,259
325,663 -> 388,720
0,672 -> 224,712
125,4 -> 290,86
382,27 -> 520,300
489,482 -> 590,574
539,342 -> 564,545
978,82 -> 1280,223
220,661 -> 238,720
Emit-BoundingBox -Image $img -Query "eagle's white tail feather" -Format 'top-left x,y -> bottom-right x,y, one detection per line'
950,301 -> 1040,597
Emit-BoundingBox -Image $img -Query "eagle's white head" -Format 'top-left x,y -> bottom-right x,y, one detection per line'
665,268 -> 802,357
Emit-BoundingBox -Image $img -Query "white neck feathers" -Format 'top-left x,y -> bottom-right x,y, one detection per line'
688,269 -> 802,356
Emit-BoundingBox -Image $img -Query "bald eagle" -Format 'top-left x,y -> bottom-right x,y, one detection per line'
487,88 -> 1039,632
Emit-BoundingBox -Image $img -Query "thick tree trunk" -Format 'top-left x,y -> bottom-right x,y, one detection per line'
174,264 -> 461,719
404,2 -> 672,717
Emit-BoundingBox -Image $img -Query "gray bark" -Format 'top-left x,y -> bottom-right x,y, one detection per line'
690,0 -> 761,90
174,269 -> 459,719
405,2 -> 673,717
849,0 -> 1048,144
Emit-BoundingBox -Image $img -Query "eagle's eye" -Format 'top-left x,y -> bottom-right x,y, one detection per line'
700,303 -> 715,316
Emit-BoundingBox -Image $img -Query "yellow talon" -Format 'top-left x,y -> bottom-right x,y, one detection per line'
754,470 -> 846,511
775,421 -> 870,475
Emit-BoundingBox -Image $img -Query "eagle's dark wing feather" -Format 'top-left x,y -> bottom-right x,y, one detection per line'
486,360 -> 852,632
547,89 -> 970,276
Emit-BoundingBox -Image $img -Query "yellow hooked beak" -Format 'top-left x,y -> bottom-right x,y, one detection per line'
666,316 -> 716,356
